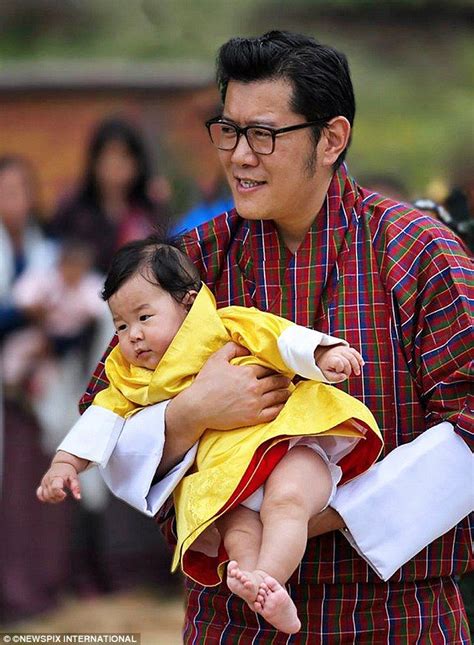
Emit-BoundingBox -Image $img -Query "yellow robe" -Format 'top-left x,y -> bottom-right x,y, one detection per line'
94,284 -> 383,583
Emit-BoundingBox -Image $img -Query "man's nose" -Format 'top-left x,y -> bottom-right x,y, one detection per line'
230,133 -> 258,166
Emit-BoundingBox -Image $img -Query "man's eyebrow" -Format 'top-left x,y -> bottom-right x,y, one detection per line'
221,114 -> 278,127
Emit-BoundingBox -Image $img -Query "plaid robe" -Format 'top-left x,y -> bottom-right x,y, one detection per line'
80,165 -> 473,642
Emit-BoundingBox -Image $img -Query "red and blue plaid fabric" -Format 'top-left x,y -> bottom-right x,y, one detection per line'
80,165 -> 473,641
183,575 -> 470,643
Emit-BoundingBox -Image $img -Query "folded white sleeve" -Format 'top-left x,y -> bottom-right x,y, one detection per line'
57,405 -> 125,467
277,325 -> 348,382
331,422 -> 474,581
58,402 -> 197,517
98,402 -> 198,517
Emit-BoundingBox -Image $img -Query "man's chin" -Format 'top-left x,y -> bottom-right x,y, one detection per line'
232,199 -> 271,222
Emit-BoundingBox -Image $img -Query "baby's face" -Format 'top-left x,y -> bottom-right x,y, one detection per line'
108,273 -> 189,369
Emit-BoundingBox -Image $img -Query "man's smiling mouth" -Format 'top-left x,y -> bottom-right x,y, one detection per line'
237,178 -> 266,189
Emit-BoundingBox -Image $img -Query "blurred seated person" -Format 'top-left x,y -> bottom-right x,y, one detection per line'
48,117 -> 161,273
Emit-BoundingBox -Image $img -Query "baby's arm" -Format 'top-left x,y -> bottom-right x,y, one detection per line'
37,451 -> 89,504
314,345 -> 364,383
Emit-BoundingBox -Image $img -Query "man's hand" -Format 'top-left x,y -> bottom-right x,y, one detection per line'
189,342 -> 292,430
308,507 -> 345,538
157,342 -> 291,477
314,345 -> 364,383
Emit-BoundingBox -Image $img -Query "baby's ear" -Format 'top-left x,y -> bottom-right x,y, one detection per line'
182,290 -> 198,310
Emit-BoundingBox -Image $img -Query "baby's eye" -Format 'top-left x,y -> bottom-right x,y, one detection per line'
116,324 -> 127,332
139,314 -> 152,322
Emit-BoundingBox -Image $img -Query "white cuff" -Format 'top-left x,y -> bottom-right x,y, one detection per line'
332,422 -> 474,581
99,401 -> 198,516
57,405 -> 125,468
277,325 -> 348,382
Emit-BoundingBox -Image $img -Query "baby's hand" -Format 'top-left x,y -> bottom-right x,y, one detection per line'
314,345 -> 364,383
37,462 -> 81,504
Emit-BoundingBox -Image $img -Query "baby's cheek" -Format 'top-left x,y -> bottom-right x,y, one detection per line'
120,344 -> 135,365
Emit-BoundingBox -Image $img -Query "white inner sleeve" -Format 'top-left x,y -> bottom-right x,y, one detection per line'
277,325 -> 348,382
57,405 -> 125,468
331,422 -> 474,581
99,400 -> 198,516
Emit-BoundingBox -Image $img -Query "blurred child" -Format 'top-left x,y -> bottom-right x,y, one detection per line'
2,240 -> 106,390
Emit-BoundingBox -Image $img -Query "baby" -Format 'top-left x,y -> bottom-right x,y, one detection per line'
37,235 -> 382,634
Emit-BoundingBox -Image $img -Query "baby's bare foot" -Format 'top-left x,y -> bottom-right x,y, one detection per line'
226,561 -> 266,606
254,575 -> 301,634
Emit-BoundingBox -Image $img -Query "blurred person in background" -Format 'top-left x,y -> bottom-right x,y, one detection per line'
2,240 -> 106,395
78,31 -> 472,642
46,117 -> 176,598
170,175 -> 233,235
358,173 -> 409,203
0,155 -> 69,623
415,163 -> 474,255
48,117 -> 162,273
444,190 -> 474,254
362,172 -> 474,255
413,197 -> 474,255
0,156 -> 57,338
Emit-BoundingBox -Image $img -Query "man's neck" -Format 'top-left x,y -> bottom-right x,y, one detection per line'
275,171 -> 332,253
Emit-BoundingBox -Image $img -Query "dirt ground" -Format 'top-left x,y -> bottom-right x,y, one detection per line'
4,588 -> 185,645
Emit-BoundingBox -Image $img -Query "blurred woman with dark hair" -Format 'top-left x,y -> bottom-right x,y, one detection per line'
48,117 -> 161,273
0,155 -> 70,622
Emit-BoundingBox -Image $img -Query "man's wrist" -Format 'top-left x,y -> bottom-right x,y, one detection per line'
156,390 -> 204,478
166,388 -> 206,445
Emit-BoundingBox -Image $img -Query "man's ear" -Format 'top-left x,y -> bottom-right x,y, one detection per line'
319,116 -> 351,168
182,290 -> 198,310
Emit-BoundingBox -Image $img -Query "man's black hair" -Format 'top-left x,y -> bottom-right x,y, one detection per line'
216,30 -> 355,168
101,235 -> 201,303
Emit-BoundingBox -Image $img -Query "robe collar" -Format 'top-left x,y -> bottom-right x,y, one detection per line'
242,164 -> 362,327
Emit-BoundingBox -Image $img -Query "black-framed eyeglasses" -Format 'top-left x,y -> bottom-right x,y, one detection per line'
205,117 -> 329,155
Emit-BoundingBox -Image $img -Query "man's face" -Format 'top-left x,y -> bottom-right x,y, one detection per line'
218,78 -> 321,229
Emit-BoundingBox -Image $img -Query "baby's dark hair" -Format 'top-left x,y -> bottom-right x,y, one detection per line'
101,235 -> 202,303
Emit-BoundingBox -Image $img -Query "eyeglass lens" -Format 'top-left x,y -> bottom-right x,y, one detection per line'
208,123 -> 273,154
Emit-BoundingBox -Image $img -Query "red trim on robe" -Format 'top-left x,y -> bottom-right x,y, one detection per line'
182,440 -> 289,585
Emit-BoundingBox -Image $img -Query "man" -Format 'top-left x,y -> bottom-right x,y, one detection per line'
63,32 -> 473,642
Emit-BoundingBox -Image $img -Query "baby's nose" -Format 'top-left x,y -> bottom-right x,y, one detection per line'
130,325 -> 144,340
